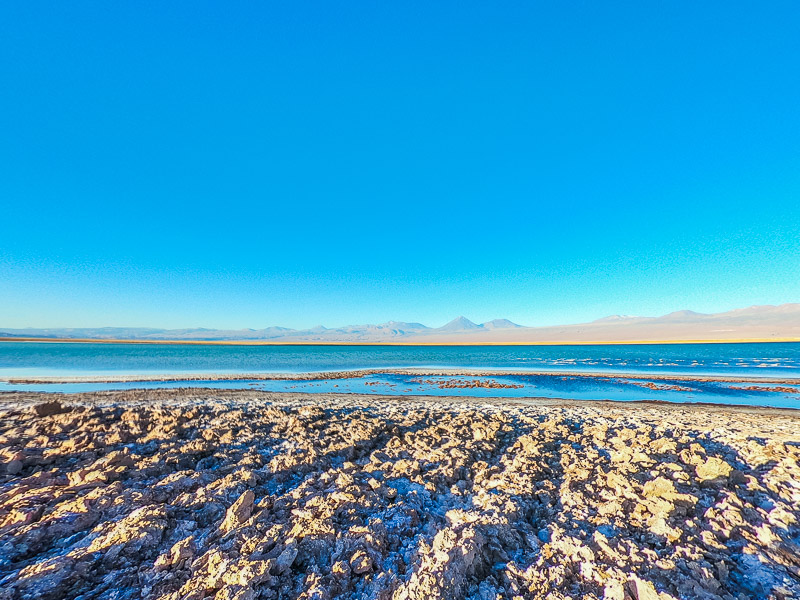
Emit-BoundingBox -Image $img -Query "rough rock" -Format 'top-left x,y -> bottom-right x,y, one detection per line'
32,400 -> 67,417
220,490 -> 255,534
0,389 -> 798,600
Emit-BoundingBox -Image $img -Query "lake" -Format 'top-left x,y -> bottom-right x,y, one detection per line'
1,341 -> 799,408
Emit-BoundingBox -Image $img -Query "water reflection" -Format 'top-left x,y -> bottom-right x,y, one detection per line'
1,373 -> 798,409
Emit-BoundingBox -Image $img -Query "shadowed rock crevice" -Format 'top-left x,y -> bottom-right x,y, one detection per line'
0,390 -> 798,600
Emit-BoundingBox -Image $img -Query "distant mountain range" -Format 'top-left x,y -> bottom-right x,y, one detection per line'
2,304 -> 799,343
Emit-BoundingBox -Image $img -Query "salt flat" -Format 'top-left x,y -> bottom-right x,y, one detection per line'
1,390 -> 799,599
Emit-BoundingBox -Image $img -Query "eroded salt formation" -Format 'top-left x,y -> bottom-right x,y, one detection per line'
0,390 -> 798,599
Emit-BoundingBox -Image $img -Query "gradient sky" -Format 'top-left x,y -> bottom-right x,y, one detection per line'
1,2 -> 799,330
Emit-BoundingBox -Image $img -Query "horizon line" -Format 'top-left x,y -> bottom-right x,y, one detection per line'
2,302 -> 798,333
2,336 -> 799,347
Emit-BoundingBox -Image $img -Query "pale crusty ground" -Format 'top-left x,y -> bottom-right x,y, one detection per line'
0,390 -> 799,600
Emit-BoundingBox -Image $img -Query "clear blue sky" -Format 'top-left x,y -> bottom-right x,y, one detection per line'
1,2 -> 799,329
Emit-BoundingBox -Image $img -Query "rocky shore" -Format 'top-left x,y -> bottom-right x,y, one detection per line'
0,390 -> 798,600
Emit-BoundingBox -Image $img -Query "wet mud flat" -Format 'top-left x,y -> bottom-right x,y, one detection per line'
0,390 -> 799,600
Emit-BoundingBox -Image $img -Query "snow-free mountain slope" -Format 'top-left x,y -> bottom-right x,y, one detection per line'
482,319 -> 522,330
436,316 -> 483,332
2,304 -> 799,343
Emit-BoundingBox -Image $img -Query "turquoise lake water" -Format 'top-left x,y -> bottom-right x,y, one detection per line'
1,341 -> 799,378
1,341 -> 799,408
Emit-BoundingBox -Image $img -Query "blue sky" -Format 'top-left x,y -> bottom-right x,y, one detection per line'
1,2 -> 799,329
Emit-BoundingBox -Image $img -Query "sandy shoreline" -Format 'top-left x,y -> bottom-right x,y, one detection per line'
4,367 -> 800,385
1,390 -> 799,599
